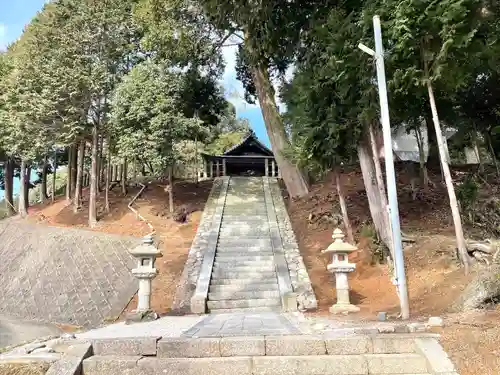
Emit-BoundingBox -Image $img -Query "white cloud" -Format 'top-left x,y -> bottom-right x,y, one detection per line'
219,39 -> 297,115
220,43 -> 259,113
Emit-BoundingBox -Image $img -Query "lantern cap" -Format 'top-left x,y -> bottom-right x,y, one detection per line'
129,241 -> 162,257
322,228 -> 357,254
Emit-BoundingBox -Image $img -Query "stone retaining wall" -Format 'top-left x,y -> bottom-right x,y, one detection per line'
171,178 -> 225,313
267,178 -> 318,311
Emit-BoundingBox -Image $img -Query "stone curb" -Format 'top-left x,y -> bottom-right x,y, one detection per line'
415,337 -> 459,374
190,177 -> 230,314
153,333 -> 441,358
45,342 -> 92,375
83,353 -> 432,375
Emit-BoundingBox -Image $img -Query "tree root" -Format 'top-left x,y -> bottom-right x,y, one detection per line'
465,239 -> 500,266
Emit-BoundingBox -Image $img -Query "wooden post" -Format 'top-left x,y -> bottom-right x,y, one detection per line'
271,159 -> 276,177
265,158 -> 269,177
222,158 -> 227,176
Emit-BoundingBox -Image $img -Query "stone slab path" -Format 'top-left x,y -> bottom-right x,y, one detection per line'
182,313 -> 301,337
0,219 -> 140,328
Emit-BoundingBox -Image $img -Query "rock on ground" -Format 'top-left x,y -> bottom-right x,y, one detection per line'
452,264 -> 500,311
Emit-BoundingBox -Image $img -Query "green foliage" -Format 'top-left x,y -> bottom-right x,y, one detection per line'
204,131 -> 247,155
457,175 -> 479,212
282,8 -> 375,174
110,61 -> 205,172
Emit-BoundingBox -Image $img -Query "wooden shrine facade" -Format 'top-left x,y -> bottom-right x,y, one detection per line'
200,133 -> 281,178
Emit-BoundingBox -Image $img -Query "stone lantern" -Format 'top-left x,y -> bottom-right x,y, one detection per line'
126,235 -> 162,323
322,228 -> 360,314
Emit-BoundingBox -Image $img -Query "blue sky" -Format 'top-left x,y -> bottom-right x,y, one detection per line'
0,1 -> 271,147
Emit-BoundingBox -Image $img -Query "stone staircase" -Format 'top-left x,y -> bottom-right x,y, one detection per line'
207,177 -> 281,313
80,332 -> 456,375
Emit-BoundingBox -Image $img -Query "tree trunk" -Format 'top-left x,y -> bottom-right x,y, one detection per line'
369,124 -> 394,256
121,158 -> 128,195
471,124 -> 483,173
334,168 -> 354,244
105,137 -> 111,213
486,132 -> 500,178
415,126 -> 429,186
358,136 -> 393,255
249,61 -> 309,197
66,145 -> 73,202
18,160 -> 28,217
70,143 -> 77,198
4,157 -> 15,216
25,165 -> 31,209
97,135 -> 104,192
89,125 -> 99,227
426,80 -> 470,273
426,116 -> 440,168
369,124 -> 389,207
52,149 -> 57,202
40,154 -> 49,203
74,140 -> 85,213
168,165 -> 174,214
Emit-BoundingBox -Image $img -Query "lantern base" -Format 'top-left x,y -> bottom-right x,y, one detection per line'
329,303 -> 360,315
125,309 -> 159,324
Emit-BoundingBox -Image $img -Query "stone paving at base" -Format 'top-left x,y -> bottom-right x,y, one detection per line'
182,313 -> 300,337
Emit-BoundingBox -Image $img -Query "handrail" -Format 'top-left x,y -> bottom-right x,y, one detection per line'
128,182 -> 155,238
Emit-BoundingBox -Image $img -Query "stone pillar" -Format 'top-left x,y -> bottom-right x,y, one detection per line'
265,158 -> 269,177
215,160 -> 220,177
209,161 -> 213,179
271,160 -> 276,177
202,160 -> 207,179
126,235 -> 162,323
277,164 -> 282,178
322,228 -> 359,314
222,158 -> 227,176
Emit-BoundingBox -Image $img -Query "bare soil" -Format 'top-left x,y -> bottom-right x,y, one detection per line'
285,164 -> 498,375
0,363 -> 50,375
26,179 -> 212,318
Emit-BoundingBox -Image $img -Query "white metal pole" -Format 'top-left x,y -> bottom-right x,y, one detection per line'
372,15 -> 409,320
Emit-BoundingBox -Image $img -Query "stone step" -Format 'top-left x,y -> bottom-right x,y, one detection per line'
208,290 -> 280,301
217,235 -> 270,240
211,271 -> 277,279
207,298 -> 281,310
220,216 -> 268,221
82,352 -> 430,374
220,221 -> 269,226
214,255 -> 274,262
213,260 -> 274,268
81,333 -> 439,357
208,283 -> 279,293
212,265 -> 275,273
208,306 -> 280,313
217,241 -> 271,247
209,277 -> 279,285
215,249 -> 274,255
216,245 -> 273,251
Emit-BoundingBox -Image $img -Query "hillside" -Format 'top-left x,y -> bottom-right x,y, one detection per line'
284,162 -> 499,375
